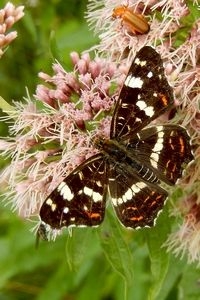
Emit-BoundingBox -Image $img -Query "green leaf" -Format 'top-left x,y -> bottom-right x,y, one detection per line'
156,255 -> 185,299
178,262 -> 200,299
37,262 -> 72,300
98,209 -> 133,287
65,228 -> 100,272
172,1 -> 200,47
145,208 -> 171,300
0,96 -> 15,115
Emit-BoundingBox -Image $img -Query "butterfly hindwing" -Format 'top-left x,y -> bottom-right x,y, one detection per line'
108,165 -> 168,228
127,124 -> 193,185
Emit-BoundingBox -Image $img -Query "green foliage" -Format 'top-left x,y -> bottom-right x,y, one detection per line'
0,0 -> 92,103
172,1 -> 200,47
98,210 -> 134,287
1,199 -> 200,300
146,209 -> 171,300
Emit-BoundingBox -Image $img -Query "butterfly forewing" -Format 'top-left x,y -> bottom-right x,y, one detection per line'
111,46 -> 174,140
40,154 -> 107,229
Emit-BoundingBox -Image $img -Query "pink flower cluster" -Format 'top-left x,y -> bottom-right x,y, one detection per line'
0,51 -> 118,218
0,2 -> 24,57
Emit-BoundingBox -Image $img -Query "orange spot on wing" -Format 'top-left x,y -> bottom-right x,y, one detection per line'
150,200 -> 157,207
159,93 -> 169,106
130,216 -> 144,221
86,211 -> 101,219
179,136 -> 185,154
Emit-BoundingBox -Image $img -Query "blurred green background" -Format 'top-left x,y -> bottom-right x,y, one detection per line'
0,1 -> 200,299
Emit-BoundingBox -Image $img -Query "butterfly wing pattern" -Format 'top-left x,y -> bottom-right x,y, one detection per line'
39,154 -> 107,229
39,46 -> 193,237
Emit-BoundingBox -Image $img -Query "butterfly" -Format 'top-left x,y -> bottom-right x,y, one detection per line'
38,46 -> 193,238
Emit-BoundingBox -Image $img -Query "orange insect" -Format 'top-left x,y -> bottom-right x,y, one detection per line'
112,5 -> 150,35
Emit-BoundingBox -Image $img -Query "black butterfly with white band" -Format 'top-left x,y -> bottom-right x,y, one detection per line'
38,46 -> 193,238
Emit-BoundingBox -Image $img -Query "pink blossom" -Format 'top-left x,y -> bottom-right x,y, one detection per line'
0,52 -> 119,218
164,195 -> 200,265
0,2 -> 24,57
